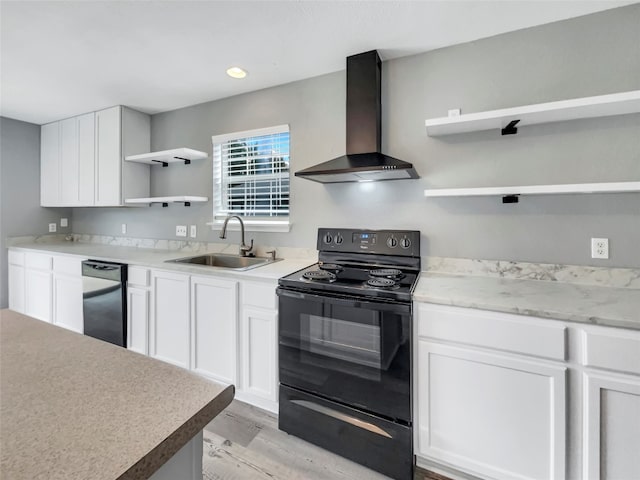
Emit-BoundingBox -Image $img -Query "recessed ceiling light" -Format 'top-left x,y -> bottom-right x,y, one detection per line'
226,67 -> 247,79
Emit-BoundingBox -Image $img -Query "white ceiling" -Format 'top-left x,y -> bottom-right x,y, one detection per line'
1,0 -> 635,125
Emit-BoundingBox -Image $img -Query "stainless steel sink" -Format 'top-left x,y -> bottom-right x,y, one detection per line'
166,253 -> 279,271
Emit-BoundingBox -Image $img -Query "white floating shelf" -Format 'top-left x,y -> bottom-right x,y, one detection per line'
425,90 -> 640,136
125,148 -> 208,166
424,182 -> 640,198
125,196 -> 208,207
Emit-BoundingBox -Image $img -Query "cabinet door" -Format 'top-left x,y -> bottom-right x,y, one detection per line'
417,341 -> 566,480
60,116 -> 80,205
95,106 -> 121,206
40,121 -> 60,206
8,264 -> 25,313
149,270 -> 190,368
25,269 -> 53,322
53,274 -> 83,333
584,372 -> 640,480
127,286 -> 149,355
78,112 -> 96,206
240,306 -> 277,402
190,276 -> 238,384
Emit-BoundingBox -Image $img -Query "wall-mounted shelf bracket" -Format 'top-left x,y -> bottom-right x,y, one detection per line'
502,195 -> 519,204
174,156 -> 191,165
501,120 -> 520,135
152,160 -> 169,167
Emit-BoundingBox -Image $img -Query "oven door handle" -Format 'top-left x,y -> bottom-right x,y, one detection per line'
290,400 -> 393,438
277,287 -> 411,313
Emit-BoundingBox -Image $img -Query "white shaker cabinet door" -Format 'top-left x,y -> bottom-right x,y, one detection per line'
417,341 -> 566,480
53,274 -> 83,333
25,269 -> 53,323
8,264 -> 25,313
240,306 -> 278,402
190,276 -> 238,385
149,270 -> 190,368
95,106 -> 121,206
59,116 -> 80,205
78,112 -> 96,206
127,286 -> 149,355
584,372 -> 640,480
40,121 -> 60,206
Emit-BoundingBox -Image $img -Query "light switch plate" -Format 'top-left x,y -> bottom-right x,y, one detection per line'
49,223 -> 57,233
190,225 -> 197,238
60,218 -> 68,228
121,224 -> 127,235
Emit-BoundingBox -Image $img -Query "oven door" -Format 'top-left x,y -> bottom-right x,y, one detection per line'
277,287 -> 411,423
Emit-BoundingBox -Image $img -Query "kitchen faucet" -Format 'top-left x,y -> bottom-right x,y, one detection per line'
219,215 -> 254,257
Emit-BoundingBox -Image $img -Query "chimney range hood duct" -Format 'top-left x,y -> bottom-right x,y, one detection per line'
295,50 -> 419,184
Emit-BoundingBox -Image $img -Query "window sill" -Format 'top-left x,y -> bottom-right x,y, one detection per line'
207,219 -> 291,233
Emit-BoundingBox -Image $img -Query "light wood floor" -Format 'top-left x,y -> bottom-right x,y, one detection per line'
203,400 -> 438,480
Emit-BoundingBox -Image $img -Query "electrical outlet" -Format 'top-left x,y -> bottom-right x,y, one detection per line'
48,223 -> 57,233
60,218 -> 68,228
591,238 -> 609,259
176,225 -> 187,237
190,225 -> 197,238
121,224 -> 127,235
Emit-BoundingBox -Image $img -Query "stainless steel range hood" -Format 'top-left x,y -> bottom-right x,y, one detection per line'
295,50 -> 419,184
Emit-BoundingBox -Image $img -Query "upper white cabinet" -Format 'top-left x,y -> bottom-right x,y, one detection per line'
41,106 -> 150,207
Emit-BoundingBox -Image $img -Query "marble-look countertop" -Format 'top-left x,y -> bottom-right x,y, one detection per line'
9,241 -> 315,282
0,310 -> 235,480
414,272 -> 640,330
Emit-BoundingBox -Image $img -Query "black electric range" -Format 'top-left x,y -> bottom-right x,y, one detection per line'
277,228 -> 420,480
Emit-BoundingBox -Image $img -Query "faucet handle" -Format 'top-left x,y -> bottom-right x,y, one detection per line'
266,249 -> 276,261
241,239 -> 254,256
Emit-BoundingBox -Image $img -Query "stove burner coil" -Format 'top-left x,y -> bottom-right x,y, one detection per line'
303,270 -> 337,282
319,263 -> 343,272
367,277 -> 397,288
369,268 -> 403,278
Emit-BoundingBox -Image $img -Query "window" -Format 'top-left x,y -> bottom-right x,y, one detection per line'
211,125 -> 290,231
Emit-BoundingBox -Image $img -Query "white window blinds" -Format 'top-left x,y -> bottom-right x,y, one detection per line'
212,125 -> 290,221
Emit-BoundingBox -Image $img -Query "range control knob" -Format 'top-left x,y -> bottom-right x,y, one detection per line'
386,236 -> 398,248
323,233 -> 333,244
335,234 -> 343,245
400,237 -> 412,249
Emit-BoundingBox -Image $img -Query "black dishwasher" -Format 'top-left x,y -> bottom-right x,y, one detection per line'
82,260 -> 127,347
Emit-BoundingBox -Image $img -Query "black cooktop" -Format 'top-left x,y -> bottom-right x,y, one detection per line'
278,228 -> 421,303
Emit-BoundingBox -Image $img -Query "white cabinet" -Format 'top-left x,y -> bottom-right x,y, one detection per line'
52,256 -> 83,333
24,255 -> 53,323
8,251 -> 25,313
416,303 -> 568,480
582,326 -> 640,480
237,281 -> 279,411
40,106 -> 149,207
149,270 -> 190,368
40,122 -> 60,206
417,340 -> 566,480
127,266 -> 150,355
190,275 -> 238,384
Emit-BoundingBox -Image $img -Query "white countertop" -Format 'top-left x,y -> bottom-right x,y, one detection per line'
10,241 -> 315,282
414,272 -> 640,330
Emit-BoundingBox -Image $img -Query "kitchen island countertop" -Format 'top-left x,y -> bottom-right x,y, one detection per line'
0,310 -> 234,480
414,272 -> 640,330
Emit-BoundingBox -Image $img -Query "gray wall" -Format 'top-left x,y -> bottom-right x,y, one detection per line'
72,5 -> 640,267
0,117 -> 72,308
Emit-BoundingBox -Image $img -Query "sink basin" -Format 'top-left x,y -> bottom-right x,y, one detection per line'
166,253 -> 279,271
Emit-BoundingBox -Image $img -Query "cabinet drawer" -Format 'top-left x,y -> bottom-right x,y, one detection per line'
417,303 -> 566,361
25,253 -> 53,271
53,256 -> 82,276
242,281 -> 277,310
128,266 -> 149,287
8,250 -> 25,266
583,327 -> 640,376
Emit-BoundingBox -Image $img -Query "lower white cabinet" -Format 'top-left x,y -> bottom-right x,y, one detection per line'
53,274 -> 83,333
25,268 -> 53,322
417,340 -> 566,480
190,276 -> 238,385
240,306 -> 278,403
127,286 -> 149,355
8,263 -> 25,313
149,270 -> 190,368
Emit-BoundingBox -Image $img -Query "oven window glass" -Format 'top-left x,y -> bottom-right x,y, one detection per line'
303,314 -> 381,369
